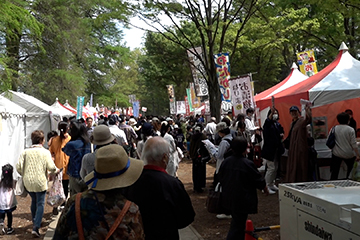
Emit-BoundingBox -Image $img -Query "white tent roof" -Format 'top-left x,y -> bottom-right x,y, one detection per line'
51,98 -> 75,119
0,95 -> 26,116
1,90 -> 55,116
309,46 -> 360,106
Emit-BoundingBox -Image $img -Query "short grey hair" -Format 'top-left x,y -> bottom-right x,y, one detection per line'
141,137 -> 170,165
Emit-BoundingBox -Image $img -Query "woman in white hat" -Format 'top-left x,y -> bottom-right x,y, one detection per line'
53,144 -> 145,239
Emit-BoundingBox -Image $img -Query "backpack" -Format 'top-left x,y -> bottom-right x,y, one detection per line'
223,138 -> 233,159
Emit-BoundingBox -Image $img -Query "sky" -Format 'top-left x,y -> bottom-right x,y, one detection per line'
122,17 -> 146,50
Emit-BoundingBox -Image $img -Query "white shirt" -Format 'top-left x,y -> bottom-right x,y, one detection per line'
204,122 -> 217,140
332,124 -> 357,159
245,117 -> 258,143
109,125 -> 128,146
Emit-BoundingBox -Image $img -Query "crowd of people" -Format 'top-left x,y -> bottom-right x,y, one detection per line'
0,104 -> 357,239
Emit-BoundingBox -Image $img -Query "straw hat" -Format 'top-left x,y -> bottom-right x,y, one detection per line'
128,118 -> 137,126
84,144 -> 143,191
91,125 -> 115,145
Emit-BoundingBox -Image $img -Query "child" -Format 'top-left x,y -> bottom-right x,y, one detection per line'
0,164 -> 17,234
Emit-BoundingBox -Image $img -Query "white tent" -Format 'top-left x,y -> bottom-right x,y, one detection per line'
1,91 -> 60,147
51,98 -> 75,120
0,95 -> 26,177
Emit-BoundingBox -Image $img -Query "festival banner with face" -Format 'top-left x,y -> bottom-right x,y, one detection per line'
229,75 -> 254,116
297,49 -> 318,77
214,53 -> 232,113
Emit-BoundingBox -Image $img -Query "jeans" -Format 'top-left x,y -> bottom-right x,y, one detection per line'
28,191 -> 46,230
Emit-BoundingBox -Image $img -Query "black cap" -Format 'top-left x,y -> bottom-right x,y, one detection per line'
289,106 -> 300,112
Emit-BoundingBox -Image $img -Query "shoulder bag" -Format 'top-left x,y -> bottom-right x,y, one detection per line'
326,126 -> 336,149
75,193 -> 132,240
206,182 -> 222,214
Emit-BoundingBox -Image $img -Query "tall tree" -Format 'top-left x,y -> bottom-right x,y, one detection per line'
130,0 -> 262,119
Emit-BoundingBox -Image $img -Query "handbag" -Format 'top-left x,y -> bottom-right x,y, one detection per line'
326,126 -> 336,149
206,182 -> 222,214
75,193 -> 132,240
15,152 -> 28,198
350,161 -> 360,181
47,170 -> 66,207
15,176 -> 28,198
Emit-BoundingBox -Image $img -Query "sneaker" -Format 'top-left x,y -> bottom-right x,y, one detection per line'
0,223 -> 4,235
6,228 -> 14,234
216,214 -> 232,219
268,185 -> 279,192
52,207 -> 59,215
268,188 -> 276,195
32,228 -> 40,238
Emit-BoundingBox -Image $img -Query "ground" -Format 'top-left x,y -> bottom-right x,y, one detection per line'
7,158 -> 280,240
178,158 -> 281,240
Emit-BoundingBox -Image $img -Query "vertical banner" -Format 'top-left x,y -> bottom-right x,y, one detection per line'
297,49 -> 318,76
176,101 -> 186,114
204,99 -> 210,114
89,94 -> 93,107
169,98 -> 176,115
133,101 -> 140,117
186,88 -> 193,112
76,96 -> 84,119
187,47 -> 209,96
190,83 -> 200,108
185,96 -> 190,116
229,75 -> 254,116
214,53 -> 232,113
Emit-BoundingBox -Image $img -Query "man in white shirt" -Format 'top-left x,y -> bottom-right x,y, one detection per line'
204,117 -> 217,143
108,117 -> 128,146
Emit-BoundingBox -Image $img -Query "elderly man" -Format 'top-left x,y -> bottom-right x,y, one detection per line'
123,137 -> 195,240
204,117 -> 217,143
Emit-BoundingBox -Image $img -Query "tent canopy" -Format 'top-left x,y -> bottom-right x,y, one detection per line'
51,98 -> 75,119
0,95 -> 26,178
257,42 -> 360,143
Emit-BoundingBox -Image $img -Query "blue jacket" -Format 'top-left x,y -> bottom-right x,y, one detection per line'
62,139 -> 91,178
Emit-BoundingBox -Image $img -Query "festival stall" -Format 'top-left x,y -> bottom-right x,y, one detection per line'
1,90 -> 60,148
51,98 -> 76,120
255,62 -> 308,127
0,95 -> 26,177
256,43 -> 360,143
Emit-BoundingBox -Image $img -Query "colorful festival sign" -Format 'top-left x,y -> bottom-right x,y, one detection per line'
229,75 -> 254,116
186,88 -> 193,112
185,96 -> 190,116
187,47 -> 209,96
190,83 -> 201,108
76,96 -> 85,119
176,101 -> 186,114
214,53 -> 232,113
297,49 -> 318,77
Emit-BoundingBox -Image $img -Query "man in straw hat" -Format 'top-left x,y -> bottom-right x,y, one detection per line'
123,137 -> 195,240
53,144 -> 145,239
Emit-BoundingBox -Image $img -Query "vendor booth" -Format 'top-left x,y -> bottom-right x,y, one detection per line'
1,90 -> 60,148
0,95 -> 26,177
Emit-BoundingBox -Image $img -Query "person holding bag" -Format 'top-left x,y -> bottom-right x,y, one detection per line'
328,112 -> 360,180
16,130 -> 60,238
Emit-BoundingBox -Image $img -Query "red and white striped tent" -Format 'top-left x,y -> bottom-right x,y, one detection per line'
256,42 -> 360,142
255,62 -> 308,128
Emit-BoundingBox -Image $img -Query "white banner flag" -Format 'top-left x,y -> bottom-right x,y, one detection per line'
187,47 -> 209,96
176,101 -> 186,114
229,75 -> 254,116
